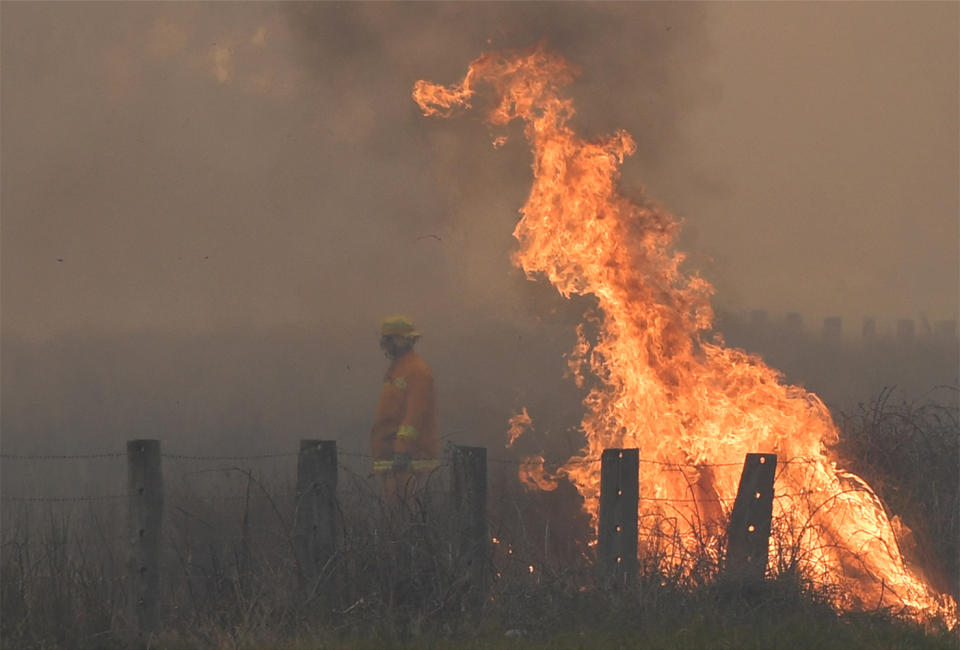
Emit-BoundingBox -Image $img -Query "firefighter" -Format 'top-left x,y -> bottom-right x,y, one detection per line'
370,315 -> 441,503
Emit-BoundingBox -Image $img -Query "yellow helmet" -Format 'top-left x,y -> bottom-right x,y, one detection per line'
380,315 -> 420,337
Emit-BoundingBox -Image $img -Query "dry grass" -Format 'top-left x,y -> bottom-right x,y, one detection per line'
2,391 -> 957,649
836,387 -> 959,600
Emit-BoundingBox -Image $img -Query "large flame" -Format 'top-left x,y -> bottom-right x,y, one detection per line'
414,43 -> 956,625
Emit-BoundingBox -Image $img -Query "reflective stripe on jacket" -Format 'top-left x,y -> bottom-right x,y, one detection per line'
372,458 -> 441,474
372,459 -> 394,474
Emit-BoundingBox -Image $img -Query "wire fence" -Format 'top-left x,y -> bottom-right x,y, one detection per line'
0,447 -> 821,466
0,441 -> 853,575
3,440 -> 945,645
0,446 -> 826,506
0,442 -> 852,575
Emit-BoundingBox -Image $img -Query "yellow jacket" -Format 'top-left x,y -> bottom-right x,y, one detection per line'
371,350 -> 440,473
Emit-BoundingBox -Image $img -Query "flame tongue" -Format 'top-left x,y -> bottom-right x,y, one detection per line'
414,43 -> 956,626
507,408 -> 532,448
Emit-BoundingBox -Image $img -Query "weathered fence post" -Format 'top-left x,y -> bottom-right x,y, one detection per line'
598,448 -> 639,587
452,445 -> 488,598
294,440 -> 338,596
127,439 -> 163,633
726,453 -> 777,582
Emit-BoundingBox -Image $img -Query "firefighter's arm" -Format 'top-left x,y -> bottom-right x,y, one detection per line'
394,370 -> 433,455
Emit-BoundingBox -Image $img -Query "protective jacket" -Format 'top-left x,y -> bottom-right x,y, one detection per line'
371,349 -> 440,474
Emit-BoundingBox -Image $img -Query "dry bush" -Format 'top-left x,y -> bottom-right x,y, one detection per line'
836,387 -> 959,600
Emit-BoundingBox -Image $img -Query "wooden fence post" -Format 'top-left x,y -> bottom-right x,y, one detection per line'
127,439 -> 163,633
726,453 -> 777,582
597,448 -> 639,587
294,440 -> 338,596
452,445 -> 488,597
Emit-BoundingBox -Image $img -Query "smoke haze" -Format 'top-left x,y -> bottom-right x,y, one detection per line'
2,3 -> 957,458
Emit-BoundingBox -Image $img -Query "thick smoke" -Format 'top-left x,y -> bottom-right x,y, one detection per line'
1,3 -> 956,471
1,3 -> 713,460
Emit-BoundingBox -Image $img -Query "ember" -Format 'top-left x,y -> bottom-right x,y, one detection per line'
415,43 -> 957,625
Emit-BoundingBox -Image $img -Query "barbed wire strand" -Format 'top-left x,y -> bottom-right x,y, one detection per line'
1,494 -> 129,503
2,448 -> 823,469
487,454 -> 820,469
0,446 -> 832,505
1,486 -> 834,506
162,452 -> 298,461
0,452 -> 124,460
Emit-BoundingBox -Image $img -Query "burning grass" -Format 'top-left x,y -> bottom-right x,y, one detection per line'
413,42 -> 957,624
836,387 -> 960,603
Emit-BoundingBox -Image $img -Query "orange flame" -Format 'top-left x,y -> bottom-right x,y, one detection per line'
507,407 -> 533,448
414,43 -> 956,625
518,454 -> 559,492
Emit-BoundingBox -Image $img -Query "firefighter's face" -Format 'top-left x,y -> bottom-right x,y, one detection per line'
380,334 -> 414,359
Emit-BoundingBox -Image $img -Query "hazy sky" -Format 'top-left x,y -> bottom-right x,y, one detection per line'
2,2 -> 957,340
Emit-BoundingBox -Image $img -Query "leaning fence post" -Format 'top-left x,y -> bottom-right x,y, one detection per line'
726,453 -> 777,582
452,445 -> 488,598
598,448 -> 639,587
293,440 -> 338,595
127,439 -> 163,633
